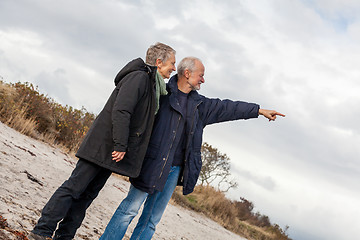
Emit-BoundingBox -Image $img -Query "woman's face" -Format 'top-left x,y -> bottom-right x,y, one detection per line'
157,53 -> 176,79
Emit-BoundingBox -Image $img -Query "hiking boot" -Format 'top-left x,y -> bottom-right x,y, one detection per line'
28,232 -> 52,240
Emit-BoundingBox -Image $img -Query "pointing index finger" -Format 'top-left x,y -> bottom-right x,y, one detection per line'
275,112 -> 286,117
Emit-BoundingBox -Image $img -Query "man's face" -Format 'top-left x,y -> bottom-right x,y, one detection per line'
157,53 -> 176,79
187,60 -> 205,91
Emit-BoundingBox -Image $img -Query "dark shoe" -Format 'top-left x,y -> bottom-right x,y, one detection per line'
28,232 -> 52,240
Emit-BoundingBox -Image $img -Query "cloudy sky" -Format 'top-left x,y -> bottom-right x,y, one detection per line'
1,0 -> 359,239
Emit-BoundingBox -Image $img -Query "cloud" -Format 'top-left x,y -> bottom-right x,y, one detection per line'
34,68 -> 73,106
233,167 -> 277,191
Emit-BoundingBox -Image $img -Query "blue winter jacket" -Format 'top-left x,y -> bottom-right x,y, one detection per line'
130,74 -> 260,195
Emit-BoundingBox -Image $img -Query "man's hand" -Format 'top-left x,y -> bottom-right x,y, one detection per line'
259,109 -> 285,121
112,151 -> 126,162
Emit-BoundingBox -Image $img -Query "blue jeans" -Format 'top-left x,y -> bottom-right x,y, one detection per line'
100,166 -> 181,240
32,159 -> 112,240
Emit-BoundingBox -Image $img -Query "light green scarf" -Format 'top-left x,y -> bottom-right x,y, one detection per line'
155,71 -> 168,114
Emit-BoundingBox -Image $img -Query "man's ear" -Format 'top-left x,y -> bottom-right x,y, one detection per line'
155,58 -> 162,68
184,69 -> 190,78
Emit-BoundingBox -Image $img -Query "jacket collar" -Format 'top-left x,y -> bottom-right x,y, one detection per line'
168,75 -> 202,103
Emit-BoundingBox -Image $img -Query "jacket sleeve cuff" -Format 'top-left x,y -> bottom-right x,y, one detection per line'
113,144 -> 127,152
254,104 -> 260,118
245,103 -> 260,119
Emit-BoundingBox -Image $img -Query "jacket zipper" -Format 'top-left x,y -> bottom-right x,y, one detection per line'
181,101 -> 203,184
157,114 -> 182,181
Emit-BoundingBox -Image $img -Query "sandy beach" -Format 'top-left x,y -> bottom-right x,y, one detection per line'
0,121 -> 246,240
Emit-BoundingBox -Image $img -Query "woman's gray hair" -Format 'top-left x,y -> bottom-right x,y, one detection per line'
177,57 -> 202,77
146,42 -> 176,66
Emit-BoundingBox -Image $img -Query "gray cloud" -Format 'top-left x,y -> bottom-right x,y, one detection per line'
34,68 -> 74,106
232,167 -> 277,191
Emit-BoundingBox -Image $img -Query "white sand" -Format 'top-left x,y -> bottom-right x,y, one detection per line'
0,121 -> 246,240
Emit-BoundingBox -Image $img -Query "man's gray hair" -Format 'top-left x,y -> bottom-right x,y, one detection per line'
177,57 -> 202,77
146,42 -> 176,66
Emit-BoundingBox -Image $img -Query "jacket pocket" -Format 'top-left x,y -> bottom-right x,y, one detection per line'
128,132 -> 142,146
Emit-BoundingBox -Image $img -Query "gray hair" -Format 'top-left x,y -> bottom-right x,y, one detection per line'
146,42 -> 176,66
177,57 -> 202,77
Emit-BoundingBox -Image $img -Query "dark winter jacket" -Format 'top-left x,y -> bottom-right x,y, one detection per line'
130,74 -> 260,195
76,58 -> 157,178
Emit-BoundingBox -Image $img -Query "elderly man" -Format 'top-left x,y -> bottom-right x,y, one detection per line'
100,57 -> 285,240
28,43 -> 176,240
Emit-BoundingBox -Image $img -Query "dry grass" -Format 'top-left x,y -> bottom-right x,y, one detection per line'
171,185 -> 290,240
6,108 -> 38,137
0,80 -> 95,152
0,82 -> 37,138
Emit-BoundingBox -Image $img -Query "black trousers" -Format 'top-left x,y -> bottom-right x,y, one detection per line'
32,159 -> 112,240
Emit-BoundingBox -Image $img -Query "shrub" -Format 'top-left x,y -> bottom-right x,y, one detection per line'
10,82 -> 53,133
52,103 -> 95,150
0,80 -> 95,152
172,185 -> 291,240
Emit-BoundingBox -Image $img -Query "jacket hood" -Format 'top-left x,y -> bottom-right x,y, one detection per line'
114,58 -> 156,86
